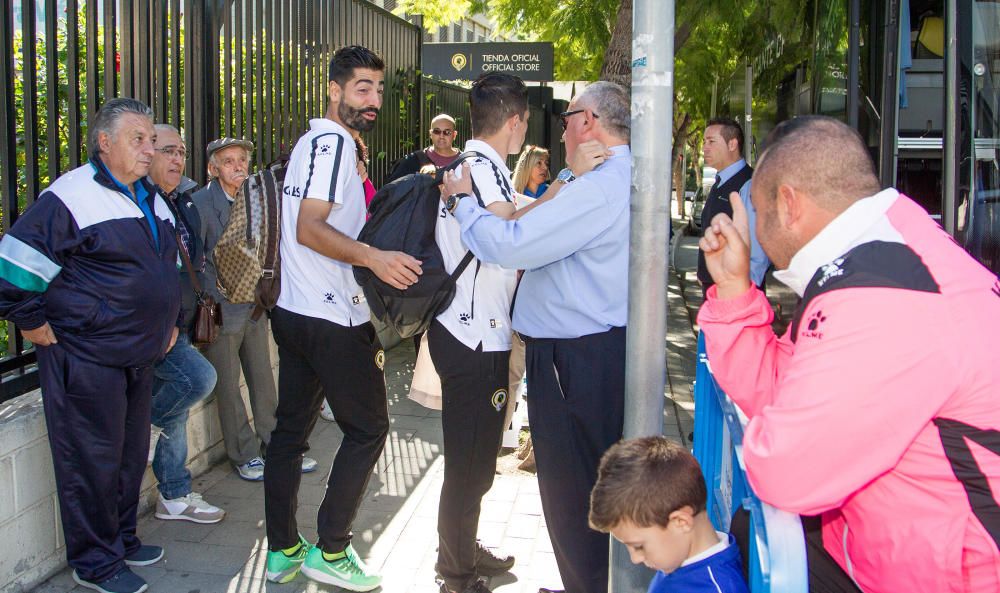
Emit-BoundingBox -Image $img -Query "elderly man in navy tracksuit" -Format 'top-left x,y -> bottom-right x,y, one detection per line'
0,98 -> 180,593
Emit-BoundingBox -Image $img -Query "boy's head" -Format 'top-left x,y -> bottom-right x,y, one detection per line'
469,73 -> 529,155
589,436 -> 709,574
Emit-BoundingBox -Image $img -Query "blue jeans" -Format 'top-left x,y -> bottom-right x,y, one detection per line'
151,334 -> 218,499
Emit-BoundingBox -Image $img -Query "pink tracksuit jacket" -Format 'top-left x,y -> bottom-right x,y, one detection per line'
698,189 -> 1000,592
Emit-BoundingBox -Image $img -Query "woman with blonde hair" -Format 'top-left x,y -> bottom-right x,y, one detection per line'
512,145 -> 550,198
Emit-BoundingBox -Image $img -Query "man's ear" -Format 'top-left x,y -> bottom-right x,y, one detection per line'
328,80 -> 342,103
667,506 -> 697,533
776,183 -> 800,229
99,131 -> 112,154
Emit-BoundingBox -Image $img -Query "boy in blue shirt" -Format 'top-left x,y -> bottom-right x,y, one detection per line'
589,437 -> 749,593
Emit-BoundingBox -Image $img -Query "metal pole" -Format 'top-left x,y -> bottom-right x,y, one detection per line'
943,0 -> 958,234
744,61 -> 753,163
847,0 -> 860,129
878,0 -> 901,188
612,0 -> 673,588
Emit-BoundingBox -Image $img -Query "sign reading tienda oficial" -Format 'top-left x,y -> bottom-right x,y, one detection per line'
422,42 -> 555,82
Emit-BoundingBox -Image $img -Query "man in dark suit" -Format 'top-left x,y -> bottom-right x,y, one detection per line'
147,124 -> 225,524
192,138 -> 317,481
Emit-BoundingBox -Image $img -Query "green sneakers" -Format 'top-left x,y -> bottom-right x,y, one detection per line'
265,535 -> 311,583
300,543 -> 382,591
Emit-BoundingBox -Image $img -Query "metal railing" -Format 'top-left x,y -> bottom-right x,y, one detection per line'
0,0 -> 422,402
692,332 -> 808,593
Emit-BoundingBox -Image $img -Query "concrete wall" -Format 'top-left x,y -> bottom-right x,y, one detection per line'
0,340 -> 277,593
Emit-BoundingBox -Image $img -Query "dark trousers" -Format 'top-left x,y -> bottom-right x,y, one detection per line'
428,321 -> 510,591
38,343 -> 154,583
731,511 -> 862,593
264,307 -> 389,553
524,326 -> 626,593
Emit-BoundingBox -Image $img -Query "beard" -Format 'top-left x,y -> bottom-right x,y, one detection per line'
340,102 -> 378,132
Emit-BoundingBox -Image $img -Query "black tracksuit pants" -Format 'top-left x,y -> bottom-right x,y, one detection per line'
428,321 -> 510,591
264,307 -> 389,553
524,326 -> 626,593
38,343 -> 154,583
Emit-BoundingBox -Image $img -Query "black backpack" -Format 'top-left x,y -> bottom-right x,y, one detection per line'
353,152 -> 493,339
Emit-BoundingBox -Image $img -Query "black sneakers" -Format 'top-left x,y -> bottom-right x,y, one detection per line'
440,578 -> 492,593
474,541 -> 515,576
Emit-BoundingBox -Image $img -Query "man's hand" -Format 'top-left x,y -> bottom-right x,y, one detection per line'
21,323 -> 57,347
441,162 -> 473,201
568,140 -> 613,177
366,247 -> 423,290
699,191 -> 752,299
166,326 -> 179,353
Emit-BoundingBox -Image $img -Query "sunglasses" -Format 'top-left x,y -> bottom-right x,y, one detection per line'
559,109 -> 599,131
431,128 -> 454,136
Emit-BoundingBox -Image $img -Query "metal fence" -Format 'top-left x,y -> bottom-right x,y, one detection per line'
0,0 -> 422,403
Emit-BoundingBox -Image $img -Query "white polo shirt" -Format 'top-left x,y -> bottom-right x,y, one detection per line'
277,118 -> 370,326
435,139 -> 518,352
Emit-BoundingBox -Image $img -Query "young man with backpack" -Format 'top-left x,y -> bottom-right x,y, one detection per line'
262,45 -> 422,591
431,73 -> 528,593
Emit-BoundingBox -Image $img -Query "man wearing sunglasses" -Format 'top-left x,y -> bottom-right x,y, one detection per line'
386,112 -> 461,183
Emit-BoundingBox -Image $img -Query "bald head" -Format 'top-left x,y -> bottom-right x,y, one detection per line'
755,116 -> 881,215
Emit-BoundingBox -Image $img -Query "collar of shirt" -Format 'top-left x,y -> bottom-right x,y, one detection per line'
773,187 -> 901,296
603,144 -> 630,164
680,531 -> 730,567
309,117 -> 358,150
463,139 -> 512,177
92,159 -> 149,204
716,158 -> 748,185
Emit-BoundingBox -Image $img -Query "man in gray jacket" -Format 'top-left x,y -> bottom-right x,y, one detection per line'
192,137 -> 316,480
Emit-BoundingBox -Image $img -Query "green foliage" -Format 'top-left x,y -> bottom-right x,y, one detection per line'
394,0 -> 473,31
471,0 -> 619,81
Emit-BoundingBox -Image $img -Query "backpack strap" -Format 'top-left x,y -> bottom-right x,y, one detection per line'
439,151 -> 510,209
251,166 -> 282,323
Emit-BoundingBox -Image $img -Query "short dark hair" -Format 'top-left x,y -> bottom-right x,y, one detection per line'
707,117 -> 744,154
469,73 -> 528,137
328,45 -> 385,87
589,437 -> 707,532
754,115 -> 881,210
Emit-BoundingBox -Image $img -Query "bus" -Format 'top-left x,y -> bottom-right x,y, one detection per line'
718,0 -> 1000,274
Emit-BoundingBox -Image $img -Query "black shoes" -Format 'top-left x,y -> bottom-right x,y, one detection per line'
440,578 -> 492,593
474,541 -> 515,576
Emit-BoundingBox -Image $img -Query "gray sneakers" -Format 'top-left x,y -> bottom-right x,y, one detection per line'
155,492 -> 226,524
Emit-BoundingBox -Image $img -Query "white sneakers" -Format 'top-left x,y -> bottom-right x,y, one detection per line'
236,456 -> 267,481
155,492 -> 225,524
320,400 -> 335,422
237,455 -> 319,481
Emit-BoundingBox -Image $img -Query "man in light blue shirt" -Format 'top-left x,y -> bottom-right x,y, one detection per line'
698,118 -> 770,290
442,81 -> 631,593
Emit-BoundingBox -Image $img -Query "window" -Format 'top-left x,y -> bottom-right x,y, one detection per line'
466,28 -> 474,42
439,26 -> 448,42
454,23 -> 462,40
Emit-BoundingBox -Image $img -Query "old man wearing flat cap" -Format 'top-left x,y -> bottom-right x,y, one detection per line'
193,138 -> 319,482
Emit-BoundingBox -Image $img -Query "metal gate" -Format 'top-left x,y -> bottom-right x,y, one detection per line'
0,0 -> 421,402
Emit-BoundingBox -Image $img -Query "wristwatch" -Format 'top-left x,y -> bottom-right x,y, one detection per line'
446,193 -> 469,214
555,168 -> 576,184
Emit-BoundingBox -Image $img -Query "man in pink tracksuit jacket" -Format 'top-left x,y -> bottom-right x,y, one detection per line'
698,115 -> 1000,593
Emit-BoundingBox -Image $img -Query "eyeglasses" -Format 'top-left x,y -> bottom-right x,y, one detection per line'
431,128 -> 454,136
155,146 -> 188,160
559,109 -> 599,131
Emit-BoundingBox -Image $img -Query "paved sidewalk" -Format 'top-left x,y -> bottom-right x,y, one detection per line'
31,222 -> 706,593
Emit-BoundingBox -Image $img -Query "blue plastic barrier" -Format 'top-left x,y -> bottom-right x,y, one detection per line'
692,332 -> 809,593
